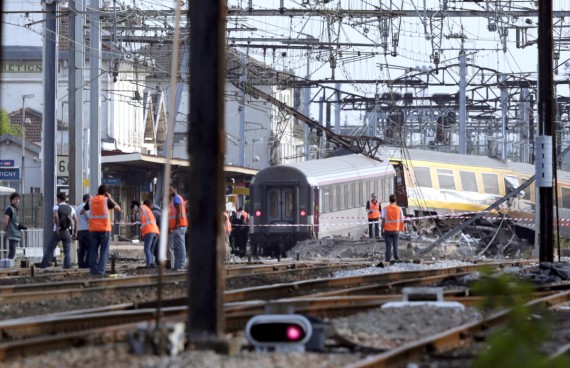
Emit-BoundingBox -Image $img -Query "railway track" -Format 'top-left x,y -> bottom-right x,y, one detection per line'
0,259 -> 543,362
346,291 -> 570,368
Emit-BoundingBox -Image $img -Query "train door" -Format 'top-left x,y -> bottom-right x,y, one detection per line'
266,186 -> 295,231
313,187 -> 319,238
391,162 -> 408,209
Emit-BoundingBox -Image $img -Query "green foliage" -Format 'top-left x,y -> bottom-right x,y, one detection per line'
472,267 -> 570,368
0,109 -> 22,136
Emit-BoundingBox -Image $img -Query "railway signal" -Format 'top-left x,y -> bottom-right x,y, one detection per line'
245,314 -> 313,352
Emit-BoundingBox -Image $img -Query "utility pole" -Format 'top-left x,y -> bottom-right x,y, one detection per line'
239,53 -> 246,167
43,0 -> 58,250
69,0 -> 85,204
188,0 -> 232,352
458,47 -> 466,154
334,82 -> 341,134
89,0 -> 101,194
500,74 -> 508,161
537,1 -> 554,262
21,94 -> 35,194
303,51 -> 310,161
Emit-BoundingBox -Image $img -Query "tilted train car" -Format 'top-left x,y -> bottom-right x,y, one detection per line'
249,154 -> 395,256
382,147 -> 570,240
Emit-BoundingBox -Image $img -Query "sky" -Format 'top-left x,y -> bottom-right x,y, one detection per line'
4,0 -> 570,126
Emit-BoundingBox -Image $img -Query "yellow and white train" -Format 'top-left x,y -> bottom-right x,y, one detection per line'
383,147 -> 570,238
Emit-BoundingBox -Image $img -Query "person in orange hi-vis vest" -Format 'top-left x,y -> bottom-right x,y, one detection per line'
366,193 -> 381,239
81,184 -> 121,275
168,184 -> 188,271
140,199 -> 160,267
381,194 -> 405,262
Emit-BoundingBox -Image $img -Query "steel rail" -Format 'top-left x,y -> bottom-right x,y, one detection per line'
346,290 -> 570,368
223,261 -> 533,303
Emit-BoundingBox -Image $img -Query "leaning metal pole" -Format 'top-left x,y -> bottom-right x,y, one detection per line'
537,1 -> 555,262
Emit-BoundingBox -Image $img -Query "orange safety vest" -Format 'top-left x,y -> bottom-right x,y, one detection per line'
223,212 -> 231,233
141,205 -> 159,237
89,195 -> 111,232
368,200 -> 380,220
384,204 -> 404,232
168,194 -> 188,230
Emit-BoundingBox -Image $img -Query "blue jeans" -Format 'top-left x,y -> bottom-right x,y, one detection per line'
89,231 -> 111,275
170,227 -> 187,270
77,231 -> 91,268
41,230 -> 72,268
384,231 -> 400,261
8,239 -> 20,259
143,232 -> 158,266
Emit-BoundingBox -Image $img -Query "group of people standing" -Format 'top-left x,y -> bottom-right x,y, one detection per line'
39,185 -> 121,274
38,183 -> 189,275
366,192 -> 405,262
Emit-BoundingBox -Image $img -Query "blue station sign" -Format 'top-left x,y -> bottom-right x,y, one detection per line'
102,177 -> 121,186
0,168 -> 20,180
0,160 -> 15,167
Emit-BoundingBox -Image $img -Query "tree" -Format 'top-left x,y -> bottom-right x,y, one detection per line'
0,109 -> 22,136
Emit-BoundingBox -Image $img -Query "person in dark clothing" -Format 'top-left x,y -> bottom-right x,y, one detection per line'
229,210 -> 241,255
3,192 -> 27,260
237,207 -> 249,256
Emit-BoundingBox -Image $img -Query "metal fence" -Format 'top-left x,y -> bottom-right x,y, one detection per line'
0,193 -> 44,228
1,229 -> 48,263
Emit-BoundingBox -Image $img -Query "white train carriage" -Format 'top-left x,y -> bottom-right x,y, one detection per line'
249,154 -> 396,256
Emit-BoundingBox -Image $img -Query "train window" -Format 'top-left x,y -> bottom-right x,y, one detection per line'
520,178 -> 531,200
322,186 -> 330,213
364,181 -> 369,200
285,191 -> 293,217
459,171 -> 478,192
414,167 -> 433,188
482,173 -> 500,195
437,169 -> 456,190
562,187 -> 570,209
348,183 -> 354,208
332,186 -> 339,211
358,182 -> 362,205
385,177 -> 392,199
504,175 -> 521,196
269,192 -> 278,218
339,185 -> 345,210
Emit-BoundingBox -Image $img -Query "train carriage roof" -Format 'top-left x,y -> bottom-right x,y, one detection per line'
280,154 -> 395,186
377,147 -> 512,170
378,147 -> 570,184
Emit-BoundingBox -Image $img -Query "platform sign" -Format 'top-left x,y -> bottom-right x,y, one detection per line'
0,168 -> 20,180
57,156 -> 69,176
102,177 -> 121,186
0,160 -> 15,167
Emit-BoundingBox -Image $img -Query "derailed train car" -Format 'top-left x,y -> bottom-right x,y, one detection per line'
250,147 -> 570,257
385,148 -> 570,242
249,154 -> 396,256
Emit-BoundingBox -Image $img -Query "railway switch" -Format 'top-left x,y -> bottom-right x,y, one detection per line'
382,287 -> 465,311
245,314 -> 313,352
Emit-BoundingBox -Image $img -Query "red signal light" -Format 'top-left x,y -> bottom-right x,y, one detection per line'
255,210 -> 262,217
300,210 -> 306,216
286,325 -> 302,341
